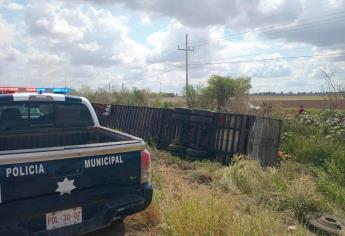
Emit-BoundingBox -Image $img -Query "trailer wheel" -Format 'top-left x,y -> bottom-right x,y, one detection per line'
190,115 -> 213,124
174,108 -> 192,115
307,213 -> 345,235
191,109 -> 213,117
172,113 -> 190,122
186,148 -> 209,159
168,144 -> 186,156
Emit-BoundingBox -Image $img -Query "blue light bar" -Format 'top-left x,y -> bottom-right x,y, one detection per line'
52,88 -> 70,94
36,88 -> 46,93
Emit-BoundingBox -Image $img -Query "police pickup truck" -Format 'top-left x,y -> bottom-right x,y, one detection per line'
0,91 -> 152,235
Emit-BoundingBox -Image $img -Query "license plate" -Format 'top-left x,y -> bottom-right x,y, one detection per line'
46,207 -> 82,230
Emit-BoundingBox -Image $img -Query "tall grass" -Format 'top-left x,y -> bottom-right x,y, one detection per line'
128,149 -> 312,235
281,116 -> 345,216
216,161 -> 329,221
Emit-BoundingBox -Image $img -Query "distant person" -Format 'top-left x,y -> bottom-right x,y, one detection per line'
297,105 -> 305,116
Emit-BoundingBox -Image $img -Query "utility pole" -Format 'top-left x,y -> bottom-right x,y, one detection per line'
178,34 -> 194,107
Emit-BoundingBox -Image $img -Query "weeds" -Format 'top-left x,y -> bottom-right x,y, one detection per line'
127,148 -> 312,235
188,169 -> 213,184
216,161 -> 328,220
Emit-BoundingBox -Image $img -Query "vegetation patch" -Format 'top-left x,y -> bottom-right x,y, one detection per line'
188,169 -> 213,184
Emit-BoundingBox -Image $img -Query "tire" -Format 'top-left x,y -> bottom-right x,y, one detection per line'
186,148 -> 209,159
168,144 -> 186,156
190,115 -> 213,124
83,219 -> 125,236
191,109 -> 213,117
109,220 -> 125,236
172,113 -> 190,122
174,108 -> 192,115
307,213 -> 345,236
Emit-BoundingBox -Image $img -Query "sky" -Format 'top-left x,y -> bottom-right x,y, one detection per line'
0,0 -> 344,93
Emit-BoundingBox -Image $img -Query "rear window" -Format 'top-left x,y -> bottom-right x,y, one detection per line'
0,102 -> 93,130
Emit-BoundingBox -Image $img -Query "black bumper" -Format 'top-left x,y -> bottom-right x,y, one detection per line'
0,184 -> 152,236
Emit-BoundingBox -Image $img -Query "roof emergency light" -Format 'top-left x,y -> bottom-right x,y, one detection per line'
36,88 -> 46,94
52,88 -> 70,94
0,87 -> 19,94
0,87 -> 71,94
26,88 -> 36,92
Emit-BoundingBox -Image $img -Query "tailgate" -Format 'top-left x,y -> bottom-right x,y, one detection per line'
0,150 -> 141,204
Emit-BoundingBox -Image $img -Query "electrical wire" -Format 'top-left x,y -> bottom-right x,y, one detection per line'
189,52 -> 345,66
192,12 -> 345,47
190,46 -> 314,64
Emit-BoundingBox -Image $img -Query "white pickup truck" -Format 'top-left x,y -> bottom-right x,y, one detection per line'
0,92 -> 152,235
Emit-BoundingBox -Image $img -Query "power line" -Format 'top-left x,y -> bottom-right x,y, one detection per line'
192,12 -> 345,47
150,8 -> 345,60
189,52 -> 345,66
190,46 -> 313,64
190,6 -> 345,46
154,12 -> 345,62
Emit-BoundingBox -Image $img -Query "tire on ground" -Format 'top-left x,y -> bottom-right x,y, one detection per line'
307,213 -> 345,235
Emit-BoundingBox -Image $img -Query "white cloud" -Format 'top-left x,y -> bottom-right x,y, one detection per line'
0,0 -> 344,93
3,2 -> 25,11
82,0 -> 345,49
0,15 -> 13,46
26,1 -> 86,42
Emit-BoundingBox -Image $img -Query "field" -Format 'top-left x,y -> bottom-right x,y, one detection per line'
161,95 -> 345,110
249,95 -> 326,101
250,95 -> 345,110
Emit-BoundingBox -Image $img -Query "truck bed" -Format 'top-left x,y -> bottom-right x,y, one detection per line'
0,126 -> 134,152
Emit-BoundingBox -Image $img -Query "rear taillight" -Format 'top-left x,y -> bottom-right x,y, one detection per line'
140,149 -> 151,184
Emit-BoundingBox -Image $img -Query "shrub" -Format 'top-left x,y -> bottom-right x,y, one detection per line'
280,131 -> 343,166
216,161 -> 327,220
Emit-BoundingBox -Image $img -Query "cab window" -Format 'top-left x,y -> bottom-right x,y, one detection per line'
0,102 -> 93,130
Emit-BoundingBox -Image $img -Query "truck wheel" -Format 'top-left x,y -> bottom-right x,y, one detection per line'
83,220 -> 125,236
174,108 -> 192,115
307,213 -> 345,235
109,220 -> 125,236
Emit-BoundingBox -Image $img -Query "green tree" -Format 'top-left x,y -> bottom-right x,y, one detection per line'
183,85 -> 197,108
203,75 -> 251,112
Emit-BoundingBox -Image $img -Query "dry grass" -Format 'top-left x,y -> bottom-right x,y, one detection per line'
126,148 -> 314,236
